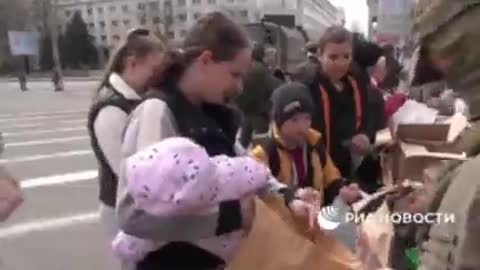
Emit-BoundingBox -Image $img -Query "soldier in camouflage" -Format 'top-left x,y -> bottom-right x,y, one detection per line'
410,0 -> 480,269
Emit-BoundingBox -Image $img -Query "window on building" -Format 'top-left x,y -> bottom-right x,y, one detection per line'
123,19 -> 131,26
112,20 -> 119,26
165,0 -> 172,6
109,5 -> 116,12
138,3 -> 146,10
208,0 -> 216,3
153,16 -> 161,24
227,0 -> 234,3
97,7 -> 104,14
192,0 -> 201,5
113,35 -> 120,41
193,12 -> 201,19
101,35 -> 107,41
167,32 -> 175,39
99,21 -> 106,28
178,0 -> 186,6
180,30 -> 187,37
149,2 -> 159,10
65,10 -> 71,17
177,13 -> 187,23
122,5 -> 129,12
140,17 -> 147,25
88,23 -> 95,28
87,8 -> 92,15
239,10 -> 248,17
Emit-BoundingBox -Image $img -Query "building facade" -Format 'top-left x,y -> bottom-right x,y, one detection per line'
258,0 -> 339,41
52,0 -> 339,50
367,0 -> 414,46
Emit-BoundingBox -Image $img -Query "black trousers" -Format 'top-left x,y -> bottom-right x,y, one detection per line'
137,242 -> 226,270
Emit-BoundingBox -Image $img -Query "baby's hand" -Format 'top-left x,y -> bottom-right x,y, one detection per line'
112,231 -> 158,262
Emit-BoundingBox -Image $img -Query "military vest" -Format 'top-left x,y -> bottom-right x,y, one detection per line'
420,122 -> 480,270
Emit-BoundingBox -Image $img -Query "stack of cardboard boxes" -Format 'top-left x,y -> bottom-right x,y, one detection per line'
382,113 -> 469,188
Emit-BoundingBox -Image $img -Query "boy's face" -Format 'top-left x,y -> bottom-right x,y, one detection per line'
319,42 -> 352,81
279,112 -> 312,147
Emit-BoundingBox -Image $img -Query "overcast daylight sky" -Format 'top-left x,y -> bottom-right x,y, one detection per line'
329,0 -> 369,34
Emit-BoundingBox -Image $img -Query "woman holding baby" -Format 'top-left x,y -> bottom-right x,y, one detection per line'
115,12 -> 315,270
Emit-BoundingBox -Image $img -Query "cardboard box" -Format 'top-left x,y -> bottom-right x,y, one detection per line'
394,113 -> 468,146
392,142 -> 468,183
386,114 -> 470,183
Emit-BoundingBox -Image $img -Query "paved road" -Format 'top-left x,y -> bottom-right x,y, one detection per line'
0,81 -> 120,270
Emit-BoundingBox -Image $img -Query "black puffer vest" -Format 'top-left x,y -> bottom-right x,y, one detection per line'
87,87 -> 140,207
137,89 -> 242,270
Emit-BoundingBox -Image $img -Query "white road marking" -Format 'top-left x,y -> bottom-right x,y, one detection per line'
18,109 -> 87,117
5,136 -> 89,148
0,110 -> 87,120
58,119 -> 87,125
21,170 -> 97,189
0,212 -> 100,239
4,126 -> 86,137
0,123 -> 44,130
0,114 -> 87,123
0,150 -> 93,164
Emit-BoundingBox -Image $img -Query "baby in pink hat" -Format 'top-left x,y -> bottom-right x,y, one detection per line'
112,137 -> 274,262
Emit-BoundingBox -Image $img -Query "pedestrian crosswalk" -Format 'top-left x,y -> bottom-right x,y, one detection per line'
0,109 -> 97,226
0,108 -> 118,270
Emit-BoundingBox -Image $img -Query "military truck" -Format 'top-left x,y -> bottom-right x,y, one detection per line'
243,22 -> 308,76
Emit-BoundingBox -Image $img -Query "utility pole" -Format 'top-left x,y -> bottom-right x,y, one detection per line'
46,0 -> 64,91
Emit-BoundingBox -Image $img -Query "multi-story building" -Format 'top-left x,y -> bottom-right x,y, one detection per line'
55,0 -> 167,50
335,6 -> 346,26
52,0 -> 340,50
258,0 -> 339,41
367,0 -> 414,46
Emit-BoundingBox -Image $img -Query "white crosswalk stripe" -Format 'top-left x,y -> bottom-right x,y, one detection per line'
0,109 -> 99,239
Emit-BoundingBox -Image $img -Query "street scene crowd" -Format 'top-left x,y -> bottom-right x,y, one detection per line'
1,0 -> 480,270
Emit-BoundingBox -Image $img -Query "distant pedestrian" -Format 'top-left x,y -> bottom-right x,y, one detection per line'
236,43 -> 282,149
52,70 -> 63,91
18,72 -> 27,91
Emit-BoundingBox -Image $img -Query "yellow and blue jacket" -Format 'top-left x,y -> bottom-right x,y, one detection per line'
251,127 -> 346,206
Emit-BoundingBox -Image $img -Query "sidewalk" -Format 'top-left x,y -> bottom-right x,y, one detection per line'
0,70 -> 103,83
0,76 -> 101,83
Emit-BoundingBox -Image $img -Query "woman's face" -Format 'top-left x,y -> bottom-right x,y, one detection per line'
197,48 -> 252,105
319,42 -> 352,81
128,51 -> 166,91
